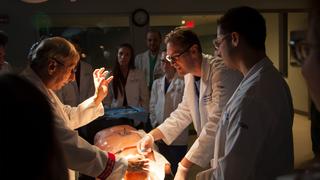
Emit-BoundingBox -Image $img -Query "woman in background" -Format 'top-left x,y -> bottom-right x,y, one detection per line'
104,43 -> 149,126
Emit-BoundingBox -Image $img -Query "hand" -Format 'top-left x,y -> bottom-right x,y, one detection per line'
174,163 -> 189,180
93,68 -> 113,105
137,134 -> 154,155
127,155 -> 149,172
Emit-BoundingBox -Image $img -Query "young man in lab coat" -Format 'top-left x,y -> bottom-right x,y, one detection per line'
138,28 -> 243,179
135,30 -> 164,89
197,6 -> 294,180
21,37 -> 148,180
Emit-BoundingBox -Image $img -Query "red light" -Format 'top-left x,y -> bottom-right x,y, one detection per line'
185,21 -> 195,28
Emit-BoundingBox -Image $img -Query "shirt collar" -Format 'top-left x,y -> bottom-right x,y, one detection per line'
243,57 -> 271,80
22,66 -> 54,103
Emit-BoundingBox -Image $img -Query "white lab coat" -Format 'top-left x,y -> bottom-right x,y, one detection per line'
104,69 -> 149,111
135,50 -> 164,87
0,61 -> 12,74
197,58 -> 294,180
157,54 -> 243,167
21,66 -> 128,180
56,60 -> 95,106
149,75 -> 188,145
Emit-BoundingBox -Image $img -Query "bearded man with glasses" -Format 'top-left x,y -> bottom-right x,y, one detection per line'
137,28 -> 242,179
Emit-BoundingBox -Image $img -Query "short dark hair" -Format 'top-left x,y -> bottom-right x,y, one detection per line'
147,29 -> 161,39
0,30 -> 8,47
164,27 -> 202,53
217,6 -> 266,51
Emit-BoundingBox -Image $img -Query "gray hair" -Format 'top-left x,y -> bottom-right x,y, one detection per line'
30,37 -> 79,69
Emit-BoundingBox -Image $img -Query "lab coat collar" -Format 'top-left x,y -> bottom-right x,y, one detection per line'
160,76 -> 166,93
22,66 -> 50,96
163,73 -> 180,93
225,57 -> 271,108
148,49 -> 161,57
243,57 -> 272,82
200,54 -> 214,82
199,54 -> 221,100
127,69 -> 139,81
21,66 -> 56,105
230,57 -> 272,100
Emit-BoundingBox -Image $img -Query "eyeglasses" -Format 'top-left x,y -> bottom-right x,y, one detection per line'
165,44 -> 193,64
213,34 -> 230,50
289,40 -> 310,66
51,57 -> 77,73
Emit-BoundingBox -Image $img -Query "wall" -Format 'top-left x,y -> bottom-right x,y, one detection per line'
264,13 -> 280,69
287,13 -> 309,113
0,0 -> 307,70
0,0 -> 310,113
262,12 -> 309,114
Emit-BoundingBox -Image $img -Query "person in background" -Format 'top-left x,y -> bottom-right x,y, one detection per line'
303,0 -> 320,111
104,43 -> 149,127
304,2 -> 320,160
278,1 -> 320,179
138,28 -> 242,180
0,30 -> 12,74
198,6 -> 294,180
0,74 -> 68,180
277,1 -> 320,179
297,0 -> 320,178
56,42 -> 95,107
55,42 -> 95,143
21,37 -> 148,180
149,50 -> 188,175
135,30 -> 164,90
305,0 -> 320,161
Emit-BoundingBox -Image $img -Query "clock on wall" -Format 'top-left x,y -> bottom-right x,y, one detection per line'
132,9 -> 149,27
